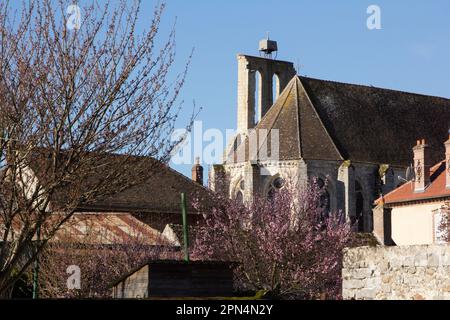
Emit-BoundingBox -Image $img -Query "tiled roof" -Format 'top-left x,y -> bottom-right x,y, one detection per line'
0,212 -> 178,245
27,150 -> 212,214
378,161 -> 450,206
52,213 -> 176,245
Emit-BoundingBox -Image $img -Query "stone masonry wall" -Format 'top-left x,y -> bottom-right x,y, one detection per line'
342,245 -> 450,300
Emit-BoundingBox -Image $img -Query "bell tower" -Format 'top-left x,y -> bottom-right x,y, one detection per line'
236,38 -> 296,132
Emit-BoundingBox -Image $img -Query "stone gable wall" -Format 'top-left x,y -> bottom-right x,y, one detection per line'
342,245 -> 450,300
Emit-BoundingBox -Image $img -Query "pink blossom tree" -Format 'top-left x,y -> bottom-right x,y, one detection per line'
192,178 -> 353,300
36,216 -> 181,298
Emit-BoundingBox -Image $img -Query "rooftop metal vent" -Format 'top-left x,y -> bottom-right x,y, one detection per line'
259,33 -> 277,59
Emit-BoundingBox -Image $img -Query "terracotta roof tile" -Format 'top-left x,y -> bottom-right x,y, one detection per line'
52,213 -> 175,245
379,161 -> 450,205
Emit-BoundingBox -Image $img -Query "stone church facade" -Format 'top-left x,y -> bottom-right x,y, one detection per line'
209,45 -> 450,233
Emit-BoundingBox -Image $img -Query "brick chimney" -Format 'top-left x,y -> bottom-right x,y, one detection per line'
191,157 -> 203,185
413,139 -> 431,192
445,133 -> 450,189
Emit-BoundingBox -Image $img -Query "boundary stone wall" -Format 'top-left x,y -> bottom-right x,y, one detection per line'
342,245 -> 450,300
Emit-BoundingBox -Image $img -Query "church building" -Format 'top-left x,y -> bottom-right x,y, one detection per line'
209,39 -> 450,233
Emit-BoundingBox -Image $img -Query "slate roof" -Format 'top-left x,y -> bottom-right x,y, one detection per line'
255,76 -> 342,161
300,76 -> 450,166
230,76 -> 450,167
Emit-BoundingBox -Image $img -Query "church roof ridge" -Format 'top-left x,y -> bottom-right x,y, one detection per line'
298,75 -> 450,101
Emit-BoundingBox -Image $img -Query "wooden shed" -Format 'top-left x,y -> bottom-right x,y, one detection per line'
111,260 -> 235,298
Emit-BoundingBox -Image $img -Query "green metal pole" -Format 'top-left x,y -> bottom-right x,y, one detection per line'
32,225 -> 40,299
180,192 -> 189,263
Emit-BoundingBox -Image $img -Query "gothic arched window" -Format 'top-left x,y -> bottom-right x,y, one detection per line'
233,134 -> 242,152
267,176 -> 285,201
234,179 -> 245,204
254,70 -> 263,124
272,73 -> 280,102
317,178 -> 330,212
355,181 -> 364,232
235,190 -> 243,204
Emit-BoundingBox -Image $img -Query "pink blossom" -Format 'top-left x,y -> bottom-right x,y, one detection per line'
192,178 -> 353,299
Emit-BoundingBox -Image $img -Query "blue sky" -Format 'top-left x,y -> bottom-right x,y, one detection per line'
11,1 -> 450,178
153,0 -> 450,178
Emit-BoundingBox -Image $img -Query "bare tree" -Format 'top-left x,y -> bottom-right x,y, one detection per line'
0,0 -> 194,296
